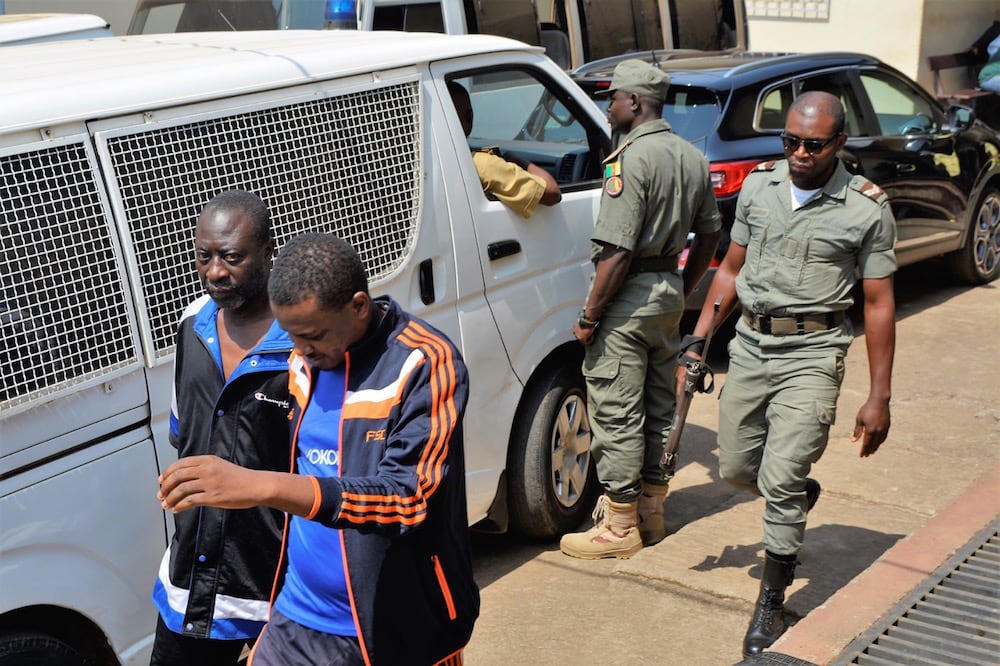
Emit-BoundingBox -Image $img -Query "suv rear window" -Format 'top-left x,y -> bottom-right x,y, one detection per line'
593,85 -> 721,142
662,86 -> 722,141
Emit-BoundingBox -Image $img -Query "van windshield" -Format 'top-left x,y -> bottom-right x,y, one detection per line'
128,0 -> 325,34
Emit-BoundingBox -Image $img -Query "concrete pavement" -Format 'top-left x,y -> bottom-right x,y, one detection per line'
465,268 -> 1000,665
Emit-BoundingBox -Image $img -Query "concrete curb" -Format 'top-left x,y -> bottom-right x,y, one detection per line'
771,462 -> 1000,665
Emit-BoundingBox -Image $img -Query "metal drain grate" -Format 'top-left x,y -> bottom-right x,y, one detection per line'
834,520 -> 1000,666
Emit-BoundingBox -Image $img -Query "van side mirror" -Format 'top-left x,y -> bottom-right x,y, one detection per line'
946,105 -> 975,131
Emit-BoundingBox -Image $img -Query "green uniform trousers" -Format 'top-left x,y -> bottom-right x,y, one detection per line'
718,333 -> 845,555
582,310 -> 681,503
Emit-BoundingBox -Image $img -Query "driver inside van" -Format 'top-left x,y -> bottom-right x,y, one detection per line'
448,81 -> 562,218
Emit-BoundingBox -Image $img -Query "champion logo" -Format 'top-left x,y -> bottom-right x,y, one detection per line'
306,448 -> 339,466
254,392 -> 290,409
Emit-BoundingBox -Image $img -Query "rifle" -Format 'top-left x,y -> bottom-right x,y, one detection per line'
659,297 -> 722,478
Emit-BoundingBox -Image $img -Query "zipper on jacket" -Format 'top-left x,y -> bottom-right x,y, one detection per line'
431,554 -> 457,621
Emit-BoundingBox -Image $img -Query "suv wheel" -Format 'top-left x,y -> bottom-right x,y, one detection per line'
951,186 -> 1000,284
507,363 -> 598,539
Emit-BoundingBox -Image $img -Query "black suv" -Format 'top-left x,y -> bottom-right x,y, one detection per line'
572,51 -> 1000,305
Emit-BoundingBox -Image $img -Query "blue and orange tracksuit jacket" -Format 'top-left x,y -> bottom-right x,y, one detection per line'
278,296 -> 479,665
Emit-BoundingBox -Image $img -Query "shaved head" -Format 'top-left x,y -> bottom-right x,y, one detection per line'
790,91 -> 846,135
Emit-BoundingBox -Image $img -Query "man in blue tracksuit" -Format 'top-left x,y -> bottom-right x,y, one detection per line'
151,191 -> 292,665
157,233 -> 479,665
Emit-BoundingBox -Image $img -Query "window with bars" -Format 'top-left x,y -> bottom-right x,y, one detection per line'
2,78 -> 422,410
0,142 -> 138,411
104,79 -> 422,361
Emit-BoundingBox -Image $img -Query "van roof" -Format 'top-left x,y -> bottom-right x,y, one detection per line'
0,13 -> 111,45
0,30 -> 535,133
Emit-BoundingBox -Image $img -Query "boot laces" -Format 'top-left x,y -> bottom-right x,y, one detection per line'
591,495 -> 610,526
754,589 -> 783,627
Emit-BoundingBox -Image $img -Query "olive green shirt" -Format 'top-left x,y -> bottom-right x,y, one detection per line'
732,159 -> 897,352
591,119 -> 721,317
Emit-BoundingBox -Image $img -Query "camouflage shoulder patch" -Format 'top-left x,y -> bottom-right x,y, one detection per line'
851,177 -> 886,202
752,160 -> 777,172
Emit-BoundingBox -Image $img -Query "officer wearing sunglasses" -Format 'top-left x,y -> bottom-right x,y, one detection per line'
683,91 -> 897,658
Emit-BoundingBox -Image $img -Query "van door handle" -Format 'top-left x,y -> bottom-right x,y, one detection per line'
418,258 -> 435,305
896,163 -> 917,174
487,240 -> 521,260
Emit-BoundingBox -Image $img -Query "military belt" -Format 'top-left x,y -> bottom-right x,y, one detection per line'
627,255 -> 679,275
742,309 -> 846,336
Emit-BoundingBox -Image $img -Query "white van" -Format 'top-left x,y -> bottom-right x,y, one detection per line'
0,30 -> 611,664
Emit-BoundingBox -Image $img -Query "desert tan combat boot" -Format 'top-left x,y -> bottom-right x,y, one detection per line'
637,480 -> 669,546
559,495 -> 642,559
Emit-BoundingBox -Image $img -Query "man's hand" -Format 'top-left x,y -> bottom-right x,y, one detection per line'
573,321 -> 597,345
853,397 -> 890,457
675,351 -> 701,396
158,455 -> 264,513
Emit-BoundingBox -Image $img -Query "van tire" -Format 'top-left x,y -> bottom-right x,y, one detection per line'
949,186 -> 1000,284
508,363 -> 598,539
0,632 -> 92,666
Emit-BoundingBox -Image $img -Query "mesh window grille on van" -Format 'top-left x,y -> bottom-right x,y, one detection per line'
1,142 -> 138,411
101,80 -> 422,361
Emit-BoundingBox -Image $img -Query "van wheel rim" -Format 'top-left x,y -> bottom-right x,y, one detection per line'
550,392 -> 591,508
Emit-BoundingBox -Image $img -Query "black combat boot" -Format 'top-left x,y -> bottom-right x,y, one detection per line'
742,552 -> 797,656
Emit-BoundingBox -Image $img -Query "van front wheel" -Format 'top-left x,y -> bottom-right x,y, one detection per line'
508,364 -> 598,539
0,632 -> 91,666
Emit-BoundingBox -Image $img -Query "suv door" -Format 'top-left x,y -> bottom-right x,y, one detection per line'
851,68 -> 968,265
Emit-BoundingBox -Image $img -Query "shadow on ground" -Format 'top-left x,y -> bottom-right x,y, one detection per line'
691,523 -> 903,620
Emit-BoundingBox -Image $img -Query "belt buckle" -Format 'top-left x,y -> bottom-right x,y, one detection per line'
758,314 -> 771,335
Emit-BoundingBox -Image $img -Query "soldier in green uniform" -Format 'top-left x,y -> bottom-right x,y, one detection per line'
559,59 -> 721,560
685,91 -> 897,656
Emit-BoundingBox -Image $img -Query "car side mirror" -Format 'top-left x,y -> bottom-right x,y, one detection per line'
946,104 -> 975,131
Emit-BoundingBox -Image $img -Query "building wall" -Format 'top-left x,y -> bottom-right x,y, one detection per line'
747,0 -> 997,94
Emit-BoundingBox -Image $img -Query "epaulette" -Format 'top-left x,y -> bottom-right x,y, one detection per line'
602,139 -> 631,165
850,177 -> 886,202
752,160 -> 777,172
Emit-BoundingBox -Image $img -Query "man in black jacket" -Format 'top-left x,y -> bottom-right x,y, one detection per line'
151,190 -> 292,665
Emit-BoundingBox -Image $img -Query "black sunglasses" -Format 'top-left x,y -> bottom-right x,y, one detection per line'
780,133 -> 841,155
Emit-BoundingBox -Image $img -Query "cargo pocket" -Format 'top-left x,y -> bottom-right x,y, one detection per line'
816,400 -> 837,427
582,355 -> 623,401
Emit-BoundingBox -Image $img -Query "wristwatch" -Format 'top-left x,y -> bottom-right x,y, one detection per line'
577,310 -> 600,330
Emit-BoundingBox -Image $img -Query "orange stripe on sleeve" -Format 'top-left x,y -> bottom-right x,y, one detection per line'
304,475 -> 322,520
341,321 -> 461,523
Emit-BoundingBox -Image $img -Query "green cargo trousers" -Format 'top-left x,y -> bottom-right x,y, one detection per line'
718,333 -> 846,555
582,310 -> 681,504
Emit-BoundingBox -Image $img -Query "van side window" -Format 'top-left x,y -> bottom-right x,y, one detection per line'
1,143 -> 138,410
449,68 -> 606,188
102,80 -> 423,359
373,4 -> 445,31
